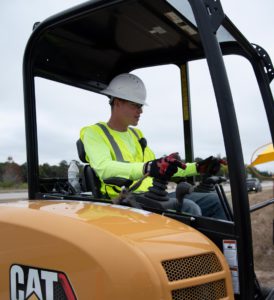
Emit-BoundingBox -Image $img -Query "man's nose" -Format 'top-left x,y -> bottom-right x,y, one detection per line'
138,106 -> 143,114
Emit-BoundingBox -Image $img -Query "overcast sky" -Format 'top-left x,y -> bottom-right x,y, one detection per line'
1,0 -> 274,171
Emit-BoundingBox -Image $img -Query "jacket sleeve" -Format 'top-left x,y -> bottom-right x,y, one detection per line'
82,127 -> 144,181
174,162 -> 198,177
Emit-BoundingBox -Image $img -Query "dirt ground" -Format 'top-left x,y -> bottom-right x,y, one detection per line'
249,188 -> 274,288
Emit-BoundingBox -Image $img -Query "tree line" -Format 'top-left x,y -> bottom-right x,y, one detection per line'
0,157 -> 82,189
0,156 -> 272,189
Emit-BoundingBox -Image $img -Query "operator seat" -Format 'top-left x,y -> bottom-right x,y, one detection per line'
76,139 -> 133,199
76,139 -> 102,198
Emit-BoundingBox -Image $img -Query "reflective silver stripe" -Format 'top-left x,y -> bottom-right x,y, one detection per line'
129,127 -> 139,139
96,123 -> 125,162
129,127 -> 146,158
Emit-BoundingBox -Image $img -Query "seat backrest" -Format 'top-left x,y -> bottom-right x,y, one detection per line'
76,139 -> 102,198
76,139 -> 88,163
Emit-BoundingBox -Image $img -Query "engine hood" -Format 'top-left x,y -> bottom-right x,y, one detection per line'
0,199 -> 213,252
0,199 -> 232,299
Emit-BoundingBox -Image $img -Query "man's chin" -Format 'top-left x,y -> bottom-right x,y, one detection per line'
131,120 -> 139,126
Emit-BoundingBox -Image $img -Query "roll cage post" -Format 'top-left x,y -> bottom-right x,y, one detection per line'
251,45 -> 274,141
178,0 -> 274,297
23,48 -> 39,200
184,0 -> 273,297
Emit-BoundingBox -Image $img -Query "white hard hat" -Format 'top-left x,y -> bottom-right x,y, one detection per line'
101,73 -> 147,105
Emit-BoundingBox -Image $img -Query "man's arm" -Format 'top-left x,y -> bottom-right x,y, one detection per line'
175,163 -> 198,177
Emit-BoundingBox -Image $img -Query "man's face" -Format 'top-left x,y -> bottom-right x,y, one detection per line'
117,99 -> 143,126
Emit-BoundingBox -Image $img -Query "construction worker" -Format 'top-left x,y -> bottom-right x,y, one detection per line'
80,73 -> 227,219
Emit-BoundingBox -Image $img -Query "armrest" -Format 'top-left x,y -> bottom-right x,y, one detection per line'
103,177 -> 133,188
203,176 -> 227,184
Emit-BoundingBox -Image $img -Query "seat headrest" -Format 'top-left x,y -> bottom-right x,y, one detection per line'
76,139 -> 88,163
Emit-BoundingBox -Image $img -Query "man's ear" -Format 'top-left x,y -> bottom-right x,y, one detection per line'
114,98 -> 122,107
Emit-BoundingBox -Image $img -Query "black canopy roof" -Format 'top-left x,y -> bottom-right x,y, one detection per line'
24,0 -> 265,93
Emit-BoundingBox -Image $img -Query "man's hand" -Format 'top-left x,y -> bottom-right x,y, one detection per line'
144,153 -> 186,181
196,156 -> 227,175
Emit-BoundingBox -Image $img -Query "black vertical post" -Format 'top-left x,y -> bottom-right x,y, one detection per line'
180,64 -> 195,184
273,180 -> 274,245
23,44 -> 40,200
180,64 -> 194,163
189,0 -> 254,297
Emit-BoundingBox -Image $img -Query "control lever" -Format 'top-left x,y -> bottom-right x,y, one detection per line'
112,174 -> 149,204
176,181 -> 194,212
194,176 -> 226,193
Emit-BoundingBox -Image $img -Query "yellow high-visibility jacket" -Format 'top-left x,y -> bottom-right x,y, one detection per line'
80,122 -> 197,198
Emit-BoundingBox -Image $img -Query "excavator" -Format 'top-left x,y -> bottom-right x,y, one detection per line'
0,0 -> 273,299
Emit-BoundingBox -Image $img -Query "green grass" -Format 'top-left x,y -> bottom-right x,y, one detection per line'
0,182 -> 28,191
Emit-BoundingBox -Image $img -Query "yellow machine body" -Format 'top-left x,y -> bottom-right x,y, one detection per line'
0,199 -> 234,299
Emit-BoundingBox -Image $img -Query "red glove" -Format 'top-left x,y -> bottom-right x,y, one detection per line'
144,153 -> 186,181
196,156 -> 227,175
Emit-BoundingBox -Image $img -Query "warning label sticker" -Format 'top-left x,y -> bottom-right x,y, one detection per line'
223,240 -> 240,294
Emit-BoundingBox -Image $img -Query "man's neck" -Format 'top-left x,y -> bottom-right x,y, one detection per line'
107,119 -> 128,132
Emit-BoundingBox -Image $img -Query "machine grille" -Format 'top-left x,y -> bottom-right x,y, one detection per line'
162,252 -> 222,281
171,279 -> 226,300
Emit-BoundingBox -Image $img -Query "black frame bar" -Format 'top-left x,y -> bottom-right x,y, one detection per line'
189,0 -> 254,297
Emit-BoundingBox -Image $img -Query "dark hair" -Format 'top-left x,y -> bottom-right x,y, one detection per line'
109,96 -> 114,106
